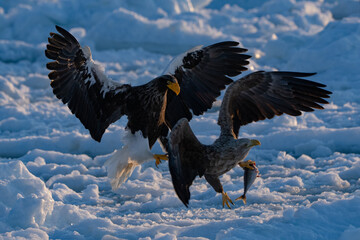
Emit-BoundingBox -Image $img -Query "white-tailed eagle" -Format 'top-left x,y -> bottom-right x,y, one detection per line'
168,71 -> 332,208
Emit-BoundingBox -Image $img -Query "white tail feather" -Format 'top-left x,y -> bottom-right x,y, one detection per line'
105,131 -> 154,190
105,147 -> 138,190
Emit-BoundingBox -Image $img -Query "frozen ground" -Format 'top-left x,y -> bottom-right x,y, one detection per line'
0,0 -> 360,239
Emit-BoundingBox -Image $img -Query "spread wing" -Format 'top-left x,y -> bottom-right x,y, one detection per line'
164,42 -> 251,128
218,71 -> 332,138
45,26 -> 131,142
168,118 -> 206,207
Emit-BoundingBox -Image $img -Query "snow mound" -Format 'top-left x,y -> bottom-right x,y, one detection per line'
0,161 -> 54,229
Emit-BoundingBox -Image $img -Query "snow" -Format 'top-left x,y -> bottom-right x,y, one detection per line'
0,0 -> 360,239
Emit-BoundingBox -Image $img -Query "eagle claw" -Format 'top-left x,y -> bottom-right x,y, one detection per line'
154,154 -> 168,167
240,160 -> 256,170
222,191 -> 234,209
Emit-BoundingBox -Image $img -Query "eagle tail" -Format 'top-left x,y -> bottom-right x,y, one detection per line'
105,130 -> 154,190
105,147 -> 138,190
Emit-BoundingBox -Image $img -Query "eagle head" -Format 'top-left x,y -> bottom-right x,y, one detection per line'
157,75 -> 180,95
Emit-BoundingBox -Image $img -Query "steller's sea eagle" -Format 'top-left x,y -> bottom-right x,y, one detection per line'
45,26 -> 251,188
168,71 -> 332,208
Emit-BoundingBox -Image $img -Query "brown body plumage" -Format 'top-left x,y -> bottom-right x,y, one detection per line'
168,71 -> 332,208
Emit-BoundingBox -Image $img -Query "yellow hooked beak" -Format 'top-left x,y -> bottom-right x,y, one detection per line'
249,139 -> 261,147
167,81 -> 180,96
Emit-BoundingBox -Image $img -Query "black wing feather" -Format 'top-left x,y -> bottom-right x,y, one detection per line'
218,71 -> 332,138
45,26 -> 131,142
165,41 -> 251,128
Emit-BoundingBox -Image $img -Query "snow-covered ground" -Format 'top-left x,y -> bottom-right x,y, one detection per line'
1,0 -> 360,239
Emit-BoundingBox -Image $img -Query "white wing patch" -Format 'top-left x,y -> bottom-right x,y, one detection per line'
162,45 -> 203,75
81,45 -> 126,98
81,46 -> 97,86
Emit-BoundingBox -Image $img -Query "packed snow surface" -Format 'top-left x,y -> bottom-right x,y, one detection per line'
1,0 -> 360,239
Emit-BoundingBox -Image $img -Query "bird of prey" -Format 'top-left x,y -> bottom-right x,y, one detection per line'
168,71 -> 332,208
45,25 -> 251,188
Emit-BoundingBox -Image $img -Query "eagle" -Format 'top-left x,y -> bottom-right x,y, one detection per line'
168,71 -> 332,208
45,26 -> 251,188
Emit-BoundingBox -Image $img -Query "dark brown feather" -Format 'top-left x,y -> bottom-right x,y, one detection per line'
168,118 -> 206,207
218,71 -> 332,138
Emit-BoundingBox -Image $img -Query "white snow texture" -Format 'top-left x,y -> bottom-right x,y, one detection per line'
0,0 -> 360,239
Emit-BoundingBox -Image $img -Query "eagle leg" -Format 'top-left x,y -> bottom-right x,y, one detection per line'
204,174 -> 234,208
222,191 -> 234,209
239,160 -> 256,170
154,154 -> 168,167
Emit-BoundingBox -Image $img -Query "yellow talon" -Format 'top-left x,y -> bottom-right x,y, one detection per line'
222,191 -> 234,209
154,154 -> 168,167
235,195 -> 247,205
239,160 -> 256,170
